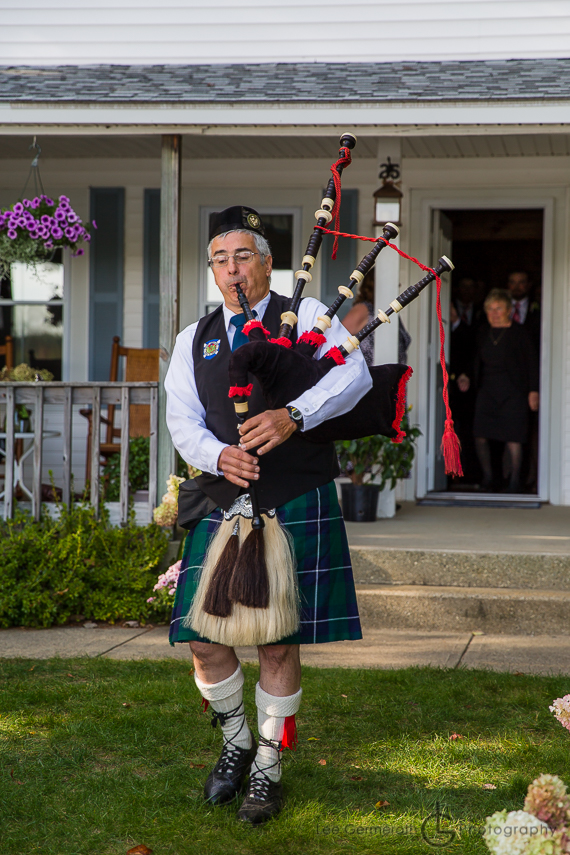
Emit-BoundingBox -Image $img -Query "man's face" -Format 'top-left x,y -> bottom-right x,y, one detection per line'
210,231 -> 272,314
507,272 -> 531,300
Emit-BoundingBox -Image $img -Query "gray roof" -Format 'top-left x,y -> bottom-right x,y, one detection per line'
0,59 -> 569,103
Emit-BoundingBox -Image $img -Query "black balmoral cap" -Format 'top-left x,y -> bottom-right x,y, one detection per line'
209,206 -> 265,242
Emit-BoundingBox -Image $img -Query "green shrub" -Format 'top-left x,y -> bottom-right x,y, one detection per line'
102,437 -> 190,501
0,503 -> 170,628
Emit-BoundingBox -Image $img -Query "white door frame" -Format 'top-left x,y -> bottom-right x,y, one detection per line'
409,187 -> 559,503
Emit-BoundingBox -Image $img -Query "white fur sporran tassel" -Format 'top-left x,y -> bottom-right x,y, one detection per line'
184,514 -> 299,647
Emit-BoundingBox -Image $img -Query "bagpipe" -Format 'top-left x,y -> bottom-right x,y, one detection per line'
187,133 -> 458,647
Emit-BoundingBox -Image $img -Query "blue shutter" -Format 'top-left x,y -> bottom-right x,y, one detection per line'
89,188 -> 124,380
319,188 -> 358,321
143,188 -> 160,349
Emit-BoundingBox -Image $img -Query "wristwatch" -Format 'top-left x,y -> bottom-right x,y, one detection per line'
286,405 -> 304,431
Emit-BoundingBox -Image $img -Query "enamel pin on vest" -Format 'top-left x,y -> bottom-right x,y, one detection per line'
203,339 -> 221,359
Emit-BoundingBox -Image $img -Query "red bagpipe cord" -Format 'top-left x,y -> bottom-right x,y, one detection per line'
200,698 -> 210,713
243,319 -> 270,337
329,147 -> 352,260
316,225 -> 463,477
297,330 -> 327,348
324,346 -> 346,366
228,383 -> 253,398
269,336 -> 292,348
392,366 -> 413,444
281,715 -> 298,751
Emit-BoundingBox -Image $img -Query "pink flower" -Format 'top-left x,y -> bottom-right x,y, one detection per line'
7,230 -> 17,239
13,202 -> 24,215
41,215 -> 51,225
51,226 -> 63,239
54,208 -> 66,221
168,587 -> 176,596
72,248 -> 85,256
59,195 -> 70,203
29,230 -> 39,239
65,227 -> 76,239
44,239 -> 53,249
32,197 -> 41,208
46,198 -> 54,206
146,597 -> 155,603
92,219 -> 98,229
23,199 -> 31,208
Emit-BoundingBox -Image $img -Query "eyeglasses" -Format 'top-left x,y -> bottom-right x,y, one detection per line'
208,250 -> 259,268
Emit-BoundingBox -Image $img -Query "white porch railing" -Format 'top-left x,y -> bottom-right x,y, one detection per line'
0,382 -> 158,524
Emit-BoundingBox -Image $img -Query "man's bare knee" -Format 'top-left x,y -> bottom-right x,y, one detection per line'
258,644 -> 299,671
190,641 -> 236,669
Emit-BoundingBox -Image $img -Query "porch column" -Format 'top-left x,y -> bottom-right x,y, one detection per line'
374,139 -> 401,518
157,134 -> 182,504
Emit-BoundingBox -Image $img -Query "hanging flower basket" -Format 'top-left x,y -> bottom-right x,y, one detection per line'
0,194 -> 96,278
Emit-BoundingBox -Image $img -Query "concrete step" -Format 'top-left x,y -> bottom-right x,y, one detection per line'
356,583 -> 570,636
350,546 -> 570,591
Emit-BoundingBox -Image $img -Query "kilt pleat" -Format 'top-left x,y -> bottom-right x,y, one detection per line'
169,480 -> 362,646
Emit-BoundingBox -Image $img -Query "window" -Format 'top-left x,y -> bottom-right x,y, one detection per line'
0,253 -> 65,379
202,208 -> 299,315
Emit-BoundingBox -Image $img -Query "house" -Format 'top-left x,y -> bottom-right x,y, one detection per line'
1,2 -> 570,515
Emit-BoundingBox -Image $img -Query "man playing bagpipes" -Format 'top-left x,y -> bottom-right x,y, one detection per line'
164,205 -> 372,825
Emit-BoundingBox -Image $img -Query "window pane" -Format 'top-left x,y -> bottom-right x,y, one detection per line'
11,304 -> 63,379
9,262 -> 64,301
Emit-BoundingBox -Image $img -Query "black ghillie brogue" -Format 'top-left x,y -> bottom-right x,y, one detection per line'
237,737 -> 284,825
203,707 -> 257,805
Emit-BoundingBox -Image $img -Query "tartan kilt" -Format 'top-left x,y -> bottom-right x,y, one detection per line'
169,480 -> 362,646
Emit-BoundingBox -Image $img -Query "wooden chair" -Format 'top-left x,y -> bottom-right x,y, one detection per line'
0,335 -> 14,370
82,336 -> 159,482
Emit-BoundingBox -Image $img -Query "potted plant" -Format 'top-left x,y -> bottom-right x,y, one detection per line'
336,410 -> 421,522
0,194 -> 95,277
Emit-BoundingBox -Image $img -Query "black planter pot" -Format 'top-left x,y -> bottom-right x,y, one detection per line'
340,483 -> 380,522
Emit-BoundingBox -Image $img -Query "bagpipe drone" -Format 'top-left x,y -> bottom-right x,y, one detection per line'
186,133 -> 458,647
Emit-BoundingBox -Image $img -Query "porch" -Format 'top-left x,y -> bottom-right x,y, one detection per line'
0,381 -> 158,524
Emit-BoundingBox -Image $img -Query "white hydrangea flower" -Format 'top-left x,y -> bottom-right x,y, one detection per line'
485,810 -> 553,855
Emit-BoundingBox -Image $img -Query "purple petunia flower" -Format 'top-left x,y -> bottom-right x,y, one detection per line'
64,226 -> 76,239
29,230 -> 39,239
23,199 -> 32,208
51,226 -> 63,239
46,198 -> 54,206
58,201 -> 70,212
13,202 -> 24,215
73,247 -> 85,257
84,234 -> 91,242
41,215 -> 51,225
44,239 -> 53,249
38,226 -> 50,239
54,208 -> 66,221
66,212 -> 77,223
7,229 -> 17,239
32,197 -> 41,208
92,220 -> 97,229
59,195 -> 70,203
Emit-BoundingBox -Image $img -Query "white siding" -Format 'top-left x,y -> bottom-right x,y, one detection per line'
1,0 -> 570,65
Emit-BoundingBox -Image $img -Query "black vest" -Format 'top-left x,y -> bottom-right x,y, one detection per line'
193,292 -> 339,511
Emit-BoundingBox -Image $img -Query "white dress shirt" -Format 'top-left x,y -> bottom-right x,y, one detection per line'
165,292 -> 372,475
511,296 -> 529,324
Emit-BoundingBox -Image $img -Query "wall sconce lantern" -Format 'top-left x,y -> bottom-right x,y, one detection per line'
373,156 -> 402,226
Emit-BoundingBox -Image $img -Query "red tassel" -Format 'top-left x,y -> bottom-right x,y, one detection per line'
297,330 -> 327,348
228,383 -> 253,398
442,419 -> 463,478
200,698 -> 210,712
434,273 -> 464,477
269,336 -> 292,348
281,715 -> 298,751
243,319 -> 270,337
391,366 -> 413,444
324,346 -> 346,365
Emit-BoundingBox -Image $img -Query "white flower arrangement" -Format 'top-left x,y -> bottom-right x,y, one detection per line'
485,810 -> 552,855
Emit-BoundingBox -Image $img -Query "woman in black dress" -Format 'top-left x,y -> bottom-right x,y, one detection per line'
458,288 -> 539,493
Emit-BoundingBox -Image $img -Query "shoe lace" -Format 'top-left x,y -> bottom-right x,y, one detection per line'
248,736 -> 282,799
211,703 -> 251,775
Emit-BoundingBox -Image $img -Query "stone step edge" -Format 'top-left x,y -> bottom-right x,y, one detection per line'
355,583 -> 570,601
350,545 -> 570,560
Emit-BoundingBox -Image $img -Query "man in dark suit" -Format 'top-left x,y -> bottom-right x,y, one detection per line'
507,271 -> 541,350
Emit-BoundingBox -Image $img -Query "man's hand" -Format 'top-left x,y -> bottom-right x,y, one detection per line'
529,391 -> 539,412
238,408 -> 297,456
218,445 -> 260,488
457,373 -> 470,393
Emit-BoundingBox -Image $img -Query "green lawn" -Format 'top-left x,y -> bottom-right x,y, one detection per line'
0,659 -> 569,854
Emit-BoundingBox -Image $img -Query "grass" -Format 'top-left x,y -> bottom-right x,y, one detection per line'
0,659 -> 569,854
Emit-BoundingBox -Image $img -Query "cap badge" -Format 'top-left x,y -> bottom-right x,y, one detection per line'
247,212 -> 260,230
203,339 -> 221,360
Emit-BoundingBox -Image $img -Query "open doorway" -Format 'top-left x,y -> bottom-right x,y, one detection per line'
435,208 -> 543,497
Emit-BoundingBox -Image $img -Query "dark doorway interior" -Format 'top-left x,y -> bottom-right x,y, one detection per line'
442,209 -> 543,495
